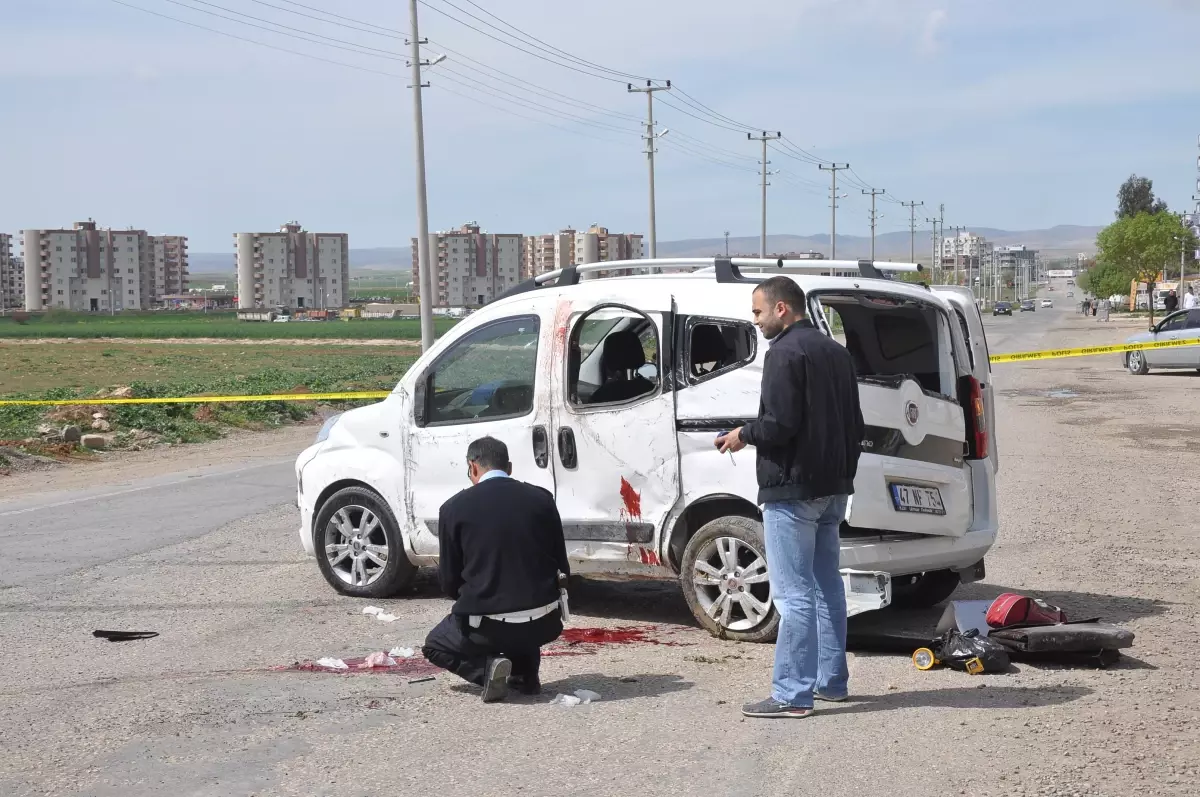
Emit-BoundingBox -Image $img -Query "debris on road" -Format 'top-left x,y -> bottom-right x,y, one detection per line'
92,630 -> 159,642
362,606 -> 398,623
389,646 -> 417,659
360,652 -> 397,668
550,689 -> 602,707
277,654 -> 439,677
315,657 -> 348,670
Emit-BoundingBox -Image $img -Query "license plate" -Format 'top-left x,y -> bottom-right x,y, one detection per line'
888,482 -> 946,515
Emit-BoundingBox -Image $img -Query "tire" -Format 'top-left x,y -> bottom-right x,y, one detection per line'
889,569 -> 961,609
680,516 -> 779,643
1127,351 -> 1149,375
313,485 -> 416,598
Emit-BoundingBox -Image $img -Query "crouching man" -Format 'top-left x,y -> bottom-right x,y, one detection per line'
421,436 -> 570,702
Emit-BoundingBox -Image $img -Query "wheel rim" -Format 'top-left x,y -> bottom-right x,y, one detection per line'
691,536 -> 773,632
1129,352 -> 1143,371
323,504 -> 389,587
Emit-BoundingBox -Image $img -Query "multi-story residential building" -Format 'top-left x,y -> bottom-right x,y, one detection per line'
0,234 -> 21,311
19,221 -> 188,311
940,231 -> 991,270
520,225 -> 644,279
413,223 -> 524,308
234,222 -> 349,309
523,228 -> 576,278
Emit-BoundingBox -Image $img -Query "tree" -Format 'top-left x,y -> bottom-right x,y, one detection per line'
1095,211 -> 1197,324
1116,174 -> 1168,219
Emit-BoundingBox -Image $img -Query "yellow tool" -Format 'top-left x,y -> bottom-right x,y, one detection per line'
912,647 -> 938,670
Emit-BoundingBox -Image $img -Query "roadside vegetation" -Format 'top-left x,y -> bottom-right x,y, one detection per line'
0,343 -> 417,453
0,309 -> 457,340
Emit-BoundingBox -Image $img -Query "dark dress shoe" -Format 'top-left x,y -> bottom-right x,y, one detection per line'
507,675 -> 542,695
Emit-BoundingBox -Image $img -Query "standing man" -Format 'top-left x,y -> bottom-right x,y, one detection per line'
1165,290 -> 1179,314
421,437 -> 570,703
1184,286 -> 1197,310
716,276 -> 864,719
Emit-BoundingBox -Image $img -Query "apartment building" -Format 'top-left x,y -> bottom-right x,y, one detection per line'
0,234 -> 21,311
152,235 -> 189,298
234,222 -> 349,309
521,225 -> 644,279
21,221 -> 188,312
412,223 -> 524,308
940,231 -> 991,270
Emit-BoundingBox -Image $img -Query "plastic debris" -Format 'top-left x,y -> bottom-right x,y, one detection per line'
360,652 -> 397,669
389,646 -> 417,659
574,689 -> 601,704
362,606 -> 398,623
408,675 -> 436,684
550,694 -> 581,707
93,630 -> 159,642
315,657 -> 349,670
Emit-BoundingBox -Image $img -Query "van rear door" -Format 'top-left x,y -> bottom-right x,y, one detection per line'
811,290 -> 971,538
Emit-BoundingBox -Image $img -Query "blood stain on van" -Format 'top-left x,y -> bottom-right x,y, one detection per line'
638,547 -> 661,566
619,477 -> 642,520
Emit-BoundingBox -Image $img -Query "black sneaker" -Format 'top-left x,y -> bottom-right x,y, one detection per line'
741,698 -> 813,718
814,692 -> 848,703
507,675 -> 542,695
481,658 -> 512,703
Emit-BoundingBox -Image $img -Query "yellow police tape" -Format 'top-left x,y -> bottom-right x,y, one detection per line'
0,338 -> 1188,407
986,336 -> 1193,364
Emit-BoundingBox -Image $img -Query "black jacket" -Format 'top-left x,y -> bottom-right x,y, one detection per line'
437,476 -> 570,616
740,320 -> 865,504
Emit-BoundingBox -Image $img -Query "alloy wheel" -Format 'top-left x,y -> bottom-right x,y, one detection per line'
691,536 -> 773,631
323,504 -> 389,587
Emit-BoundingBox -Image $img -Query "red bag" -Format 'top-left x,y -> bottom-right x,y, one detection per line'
986,593 -> 1067,628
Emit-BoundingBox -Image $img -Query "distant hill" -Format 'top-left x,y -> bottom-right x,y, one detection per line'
184,224 -> 1100,277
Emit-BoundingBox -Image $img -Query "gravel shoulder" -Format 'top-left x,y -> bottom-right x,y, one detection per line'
0,308 -> 1196,797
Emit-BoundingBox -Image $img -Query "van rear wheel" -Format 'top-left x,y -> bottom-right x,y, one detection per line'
889,569 -> 961,609
680,516 -> 779,643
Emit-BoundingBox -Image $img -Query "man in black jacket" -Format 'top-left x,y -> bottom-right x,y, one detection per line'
717,276 -> 864,719
421,436 -> 570,702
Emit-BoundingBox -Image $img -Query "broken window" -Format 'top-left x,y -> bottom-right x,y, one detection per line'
569,306 -> 659,407
687,319 -> 756,381
815,293 -> 957,398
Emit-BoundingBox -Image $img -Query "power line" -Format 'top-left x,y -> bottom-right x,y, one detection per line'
416,1 -> 632,84
654,95 -> 750,133
106,0 -> 402,76
671,86 -> 762,132
432,82 -> 632,146
248,0 -> 403,36
153,0 -> 405,60
448,0 -> 653,82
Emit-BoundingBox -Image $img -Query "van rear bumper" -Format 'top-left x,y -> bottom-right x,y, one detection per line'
839,527 -> 997,576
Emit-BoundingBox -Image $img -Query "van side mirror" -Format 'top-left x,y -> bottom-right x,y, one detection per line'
413,374 -> 429,427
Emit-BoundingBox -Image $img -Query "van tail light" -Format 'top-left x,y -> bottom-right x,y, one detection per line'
962,376 -> 989,460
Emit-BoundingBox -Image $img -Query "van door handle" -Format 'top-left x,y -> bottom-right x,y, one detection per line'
532,425 -> 549,468
557,427 -> 577,469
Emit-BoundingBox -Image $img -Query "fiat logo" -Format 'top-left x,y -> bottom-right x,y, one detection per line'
904,401 -> 920,425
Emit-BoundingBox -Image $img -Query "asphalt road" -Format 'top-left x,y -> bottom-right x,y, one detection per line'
2,289 -> 1197,797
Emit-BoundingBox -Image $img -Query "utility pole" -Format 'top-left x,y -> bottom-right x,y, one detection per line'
901,201 -> 923,264
628,80 -> 672,259
748,132 -> 782,257
408,0 -> 436,352
819,163 -> 850,262
947,225 -> 964,286
926,215 -> 941,282
862,188 -> 885,262
723,230 -> 730,257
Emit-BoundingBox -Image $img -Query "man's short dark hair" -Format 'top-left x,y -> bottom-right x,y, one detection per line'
467,436 -> 510,472
754,276 -> 807,314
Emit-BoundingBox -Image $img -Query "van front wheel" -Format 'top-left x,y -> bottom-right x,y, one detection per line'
680,516 -> 779,643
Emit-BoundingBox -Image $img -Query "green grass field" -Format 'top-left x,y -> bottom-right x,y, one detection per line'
0,310 -> 457,340
0,342 -> 419,445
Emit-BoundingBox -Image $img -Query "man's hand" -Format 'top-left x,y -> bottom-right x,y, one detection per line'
716,427 -> 747,454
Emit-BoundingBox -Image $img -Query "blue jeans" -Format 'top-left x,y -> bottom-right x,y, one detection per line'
762,495 -> 850,707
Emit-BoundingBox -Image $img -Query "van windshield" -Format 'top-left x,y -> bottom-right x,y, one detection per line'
814,293 -> 957,399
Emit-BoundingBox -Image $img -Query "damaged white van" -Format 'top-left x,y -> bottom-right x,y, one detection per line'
294,259 -> 999,642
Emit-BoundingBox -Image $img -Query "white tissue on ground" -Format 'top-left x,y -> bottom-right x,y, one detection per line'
360,651 -> 397,668
315,657 -> 349,670
550,689 -> 601,707
389,646 -> 417,659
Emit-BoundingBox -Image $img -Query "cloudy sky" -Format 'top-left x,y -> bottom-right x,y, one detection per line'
2,0 -> 1199,251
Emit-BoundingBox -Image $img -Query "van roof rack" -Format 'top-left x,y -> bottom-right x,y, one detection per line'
491,257 -> 923,304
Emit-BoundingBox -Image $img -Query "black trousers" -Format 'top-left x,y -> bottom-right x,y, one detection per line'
422,612 -> 564,687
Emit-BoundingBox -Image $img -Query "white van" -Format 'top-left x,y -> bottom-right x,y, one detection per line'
294,259 -> 1000,642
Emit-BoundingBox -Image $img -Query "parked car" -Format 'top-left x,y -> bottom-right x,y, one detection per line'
1123,309 -> 1200,375
1040,299 -> 1053,308
993,302 -> 1013,316
294,258 -> 1000,642
1067,291 -> 1075,298
1020,300 -> 1036,312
